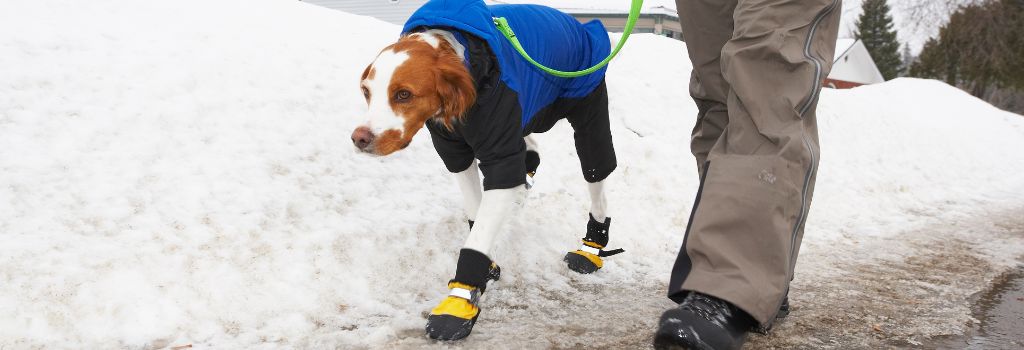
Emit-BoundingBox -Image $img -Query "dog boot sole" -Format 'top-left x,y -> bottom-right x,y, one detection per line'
563,251 -> 600,274
426,313 -> 479,341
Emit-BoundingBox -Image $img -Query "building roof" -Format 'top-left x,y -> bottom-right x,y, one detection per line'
486,0 -> 678,17
828,38 -> 885,85
834,38 -> 857,64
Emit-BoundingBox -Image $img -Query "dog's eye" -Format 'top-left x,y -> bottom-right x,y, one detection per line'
395,90 -> 412,102
361,86 -> 370,99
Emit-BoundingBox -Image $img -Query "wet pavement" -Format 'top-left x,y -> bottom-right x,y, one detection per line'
383,208 -> 1024,349
928,267 -> 1024,349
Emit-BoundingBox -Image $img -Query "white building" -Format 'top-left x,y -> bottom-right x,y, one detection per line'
825,38 -> 886,88
300,0 -> 430,25
301,0 -> 682,38
494,0 -> 681,39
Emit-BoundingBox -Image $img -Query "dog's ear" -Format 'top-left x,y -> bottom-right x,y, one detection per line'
435,54 -> 476,130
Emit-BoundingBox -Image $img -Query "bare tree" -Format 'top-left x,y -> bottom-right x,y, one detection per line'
841,0 -> 979,51
909,0 -> 1024,113
897,0 -> 979,32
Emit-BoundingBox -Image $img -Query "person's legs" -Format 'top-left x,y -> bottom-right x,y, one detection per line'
659,0 -> 842,347
674,0 -> 737,173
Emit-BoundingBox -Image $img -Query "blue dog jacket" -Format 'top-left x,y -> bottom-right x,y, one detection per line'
403,0 -> 611,127
405,0 -> 616,191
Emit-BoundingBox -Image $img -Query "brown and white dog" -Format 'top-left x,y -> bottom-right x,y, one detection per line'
348,0 -> 622,338
350,28 -> 612,262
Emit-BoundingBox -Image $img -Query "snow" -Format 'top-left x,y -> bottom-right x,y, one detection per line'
1,0 -> 1022,348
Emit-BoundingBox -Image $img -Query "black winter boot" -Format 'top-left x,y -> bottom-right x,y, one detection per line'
563,215 -> 624,274
653,292 -> 756,350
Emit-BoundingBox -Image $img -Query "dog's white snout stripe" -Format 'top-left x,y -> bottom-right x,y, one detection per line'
363,49 -> 410,135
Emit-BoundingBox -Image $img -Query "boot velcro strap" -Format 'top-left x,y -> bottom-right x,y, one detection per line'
448,285 -> 480,305
579,244 -> 601,255
580,244 -> 625,257
599,248 -> 625,257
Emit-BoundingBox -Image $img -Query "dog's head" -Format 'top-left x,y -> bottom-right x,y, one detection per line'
351,32 -> 476,156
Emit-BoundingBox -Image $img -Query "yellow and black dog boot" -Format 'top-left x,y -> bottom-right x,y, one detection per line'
425,249 -> 501,341
564,215 -> 624,274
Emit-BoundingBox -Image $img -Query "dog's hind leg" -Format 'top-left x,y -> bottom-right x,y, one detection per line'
524,135 -> 539,152
559,82 -> 623,274
524,136 -> 540,185
588,180 -> 608,222
564,180 -> 623,274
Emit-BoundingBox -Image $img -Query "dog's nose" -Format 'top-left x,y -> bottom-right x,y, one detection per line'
351,126 -> 375,150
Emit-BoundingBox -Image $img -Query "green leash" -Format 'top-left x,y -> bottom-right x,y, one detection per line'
492,0 -> 645,78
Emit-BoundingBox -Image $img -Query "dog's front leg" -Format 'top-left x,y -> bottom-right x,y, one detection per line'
454,161 -> 483,223
426,183 -> 525,341
462,185 -> 526,255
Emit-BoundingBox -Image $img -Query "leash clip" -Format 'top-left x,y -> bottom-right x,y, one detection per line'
492,17 -> 515,38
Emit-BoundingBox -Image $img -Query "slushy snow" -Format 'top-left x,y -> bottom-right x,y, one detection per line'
1,0 -> 1022,348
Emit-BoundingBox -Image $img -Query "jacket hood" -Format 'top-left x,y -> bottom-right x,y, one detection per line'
402,0 -> 498,44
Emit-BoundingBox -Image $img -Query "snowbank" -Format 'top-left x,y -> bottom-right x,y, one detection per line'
1,0 -> 1022,348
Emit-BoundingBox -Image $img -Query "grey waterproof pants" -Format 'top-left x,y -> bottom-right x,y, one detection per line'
669,0 -> 842,327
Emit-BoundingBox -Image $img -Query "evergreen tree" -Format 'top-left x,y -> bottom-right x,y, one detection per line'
998,0 -> 1023,90
909,38 -> 952,85
910,0 -> 1024,110
855,0 -> 903,80
900,43 -> 913,78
